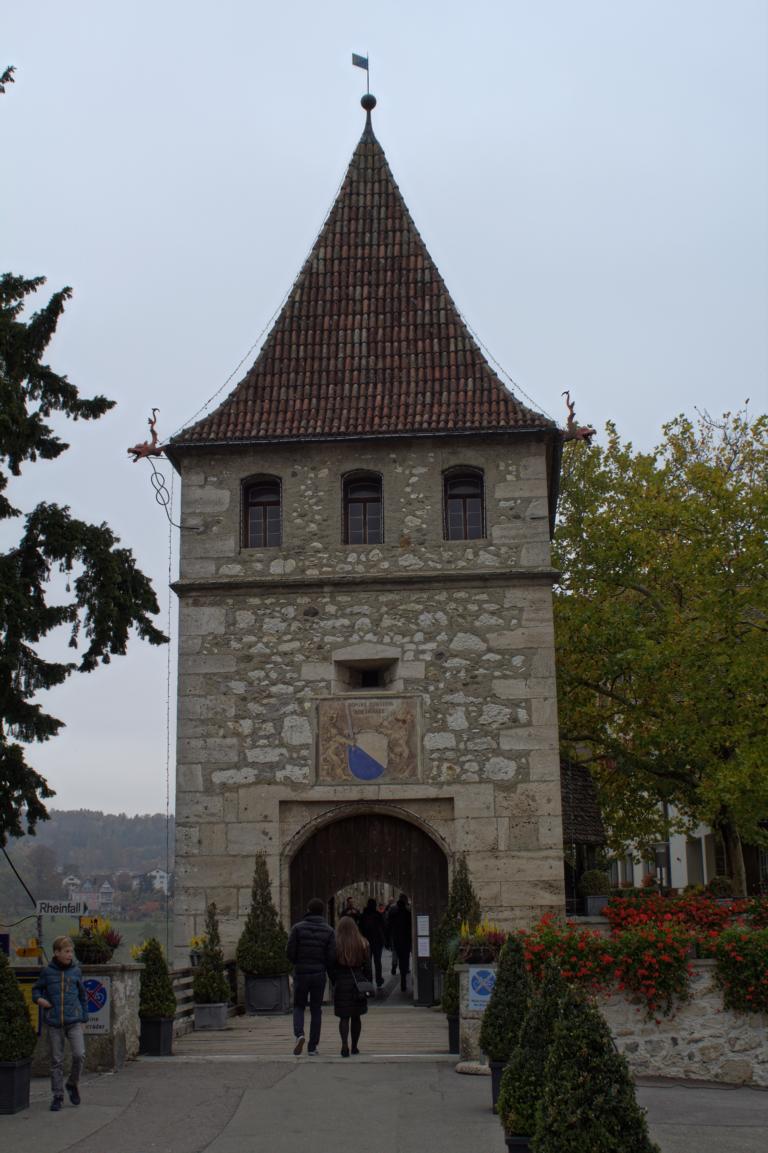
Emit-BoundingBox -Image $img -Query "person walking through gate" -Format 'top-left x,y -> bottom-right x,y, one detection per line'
358,897 -> 385,987
388,892 -> 413,991
332,916 -> 373,1057
286,897 -> 335,1055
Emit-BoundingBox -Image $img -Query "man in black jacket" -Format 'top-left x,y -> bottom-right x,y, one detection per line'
286,897 -> 335,1055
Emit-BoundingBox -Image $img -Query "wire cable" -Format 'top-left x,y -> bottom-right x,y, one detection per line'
164,477 -> 174,959
1,846 -> 37,907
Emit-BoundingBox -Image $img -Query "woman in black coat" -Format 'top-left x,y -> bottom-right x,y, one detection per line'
332,916 -> 373,1057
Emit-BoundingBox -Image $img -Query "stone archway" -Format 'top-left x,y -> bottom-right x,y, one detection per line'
288,810 -> 449,933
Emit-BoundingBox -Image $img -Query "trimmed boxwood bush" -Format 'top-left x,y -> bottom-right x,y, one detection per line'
497,960 -> 568,1136
235,854 -> 290,976
0,951 -> 37,1061
535,986 -> 660,1152
193,903 -> 230,1005
138,938 -> 176,1019
578,869 -> 611,897
434,853 -> 481,973
479,933 -> 531,1063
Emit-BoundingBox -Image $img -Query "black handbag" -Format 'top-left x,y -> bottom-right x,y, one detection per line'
352,968 -> 375,998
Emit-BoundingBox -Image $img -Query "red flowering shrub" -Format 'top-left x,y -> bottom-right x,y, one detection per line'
604,893 -> 670,932
523,915 -> 613,991
715,928 -> 768,1013
523,915 -> 691,1019
611,926 -> 692,1018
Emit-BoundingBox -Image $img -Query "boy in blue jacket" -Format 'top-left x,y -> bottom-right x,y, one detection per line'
32,935 -> 88,1111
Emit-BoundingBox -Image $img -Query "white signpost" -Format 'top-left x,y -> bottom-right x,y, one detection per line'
35,899 -> 89,916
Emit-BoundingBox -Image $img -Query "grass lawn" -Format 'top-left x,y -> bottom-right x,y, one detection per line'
9,915 -> 174,962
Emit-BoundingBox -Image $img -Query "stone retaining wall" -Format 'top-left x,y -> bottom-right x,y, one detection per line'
600,960 -> 768,1086
458,960 -> 768,1085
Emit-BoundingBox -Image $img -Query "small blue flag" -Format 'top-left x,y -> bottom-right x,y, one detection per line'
352,53 -> 369,71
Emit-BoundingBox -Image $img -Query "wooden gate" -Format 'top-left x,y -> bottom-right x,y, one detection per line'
289,811 -> 449,927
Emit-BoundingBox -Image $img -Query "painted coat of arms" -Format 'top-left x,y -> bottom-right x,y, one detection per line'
317,697 -> 420,783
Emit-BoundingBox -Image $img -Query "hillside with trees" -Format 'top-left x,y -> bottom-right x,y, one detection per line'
0,810 -> 173,918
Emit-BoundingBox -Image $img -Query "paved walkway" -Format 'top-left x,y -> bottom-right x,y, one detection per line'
6,999 -> 767,1153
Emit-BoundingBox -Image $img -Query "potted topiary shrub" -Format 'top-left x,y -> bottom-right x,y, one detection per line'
535,985 -> 660,1152
137,938 -> 176,1056
578,869 -> 612,916
235,854 -> 291,1014
497,959 -> 568,1152
0,951 -> 38,1114
478,934 -> 531,1113
434,853 -> 481,1046
193,903 -> 231,1030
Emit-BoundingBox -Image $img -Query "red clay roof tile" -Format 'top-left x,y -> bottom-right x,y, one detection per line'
172,115 -> 554,447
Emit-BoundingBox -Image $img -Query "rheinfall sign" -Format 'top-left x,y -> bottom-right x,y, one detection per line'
35,900 -> 89,916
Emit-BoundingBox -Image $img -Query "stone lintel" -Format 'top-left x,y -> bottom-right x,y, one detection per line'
171,566 -> 560,598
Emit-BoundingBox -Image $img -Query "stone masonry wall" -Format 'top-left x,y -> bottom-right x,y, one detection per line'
459,962 -> 767,1085
173,434 -> 563,964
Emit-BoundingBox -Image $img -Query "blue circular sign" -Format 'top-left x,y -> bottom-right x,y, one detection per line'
470,968 -> 496,999
84,978 -> 108,1014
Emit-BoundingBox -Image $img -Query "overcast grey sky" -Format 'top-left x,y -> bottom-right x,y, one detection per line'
4,1 -> 767,818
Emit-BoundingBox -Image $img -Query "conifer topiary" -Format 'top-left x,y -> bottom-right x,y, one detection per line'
435,853 -> 481,973
193,903 -> 231,1005
497,959 -> 568,1137
0,950 -> 37,1061
235,854 -> 290,976
479,933 -> 532,1063
535,987 -> 660,1153
138,938 -> 176,1019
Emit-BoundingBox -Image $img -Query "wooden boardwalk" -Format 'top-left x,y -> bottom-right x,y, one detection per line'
174,1003 -> 451,1061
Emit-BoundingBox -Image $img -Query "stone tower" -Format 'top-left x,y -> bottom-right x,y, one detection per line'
167,98 -> 565,972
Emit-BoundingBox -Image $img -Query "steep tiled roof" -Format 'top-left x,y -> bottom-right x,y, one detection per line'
172,108 -> 554,447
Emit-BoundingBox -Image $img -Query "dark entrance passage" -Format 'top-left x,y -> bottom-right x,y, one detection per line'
289,811 -> 449,1002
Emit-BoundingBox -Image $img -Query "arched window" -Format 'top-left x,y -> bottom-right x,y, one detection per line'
343,473 -> 382,545
243,477 -> 282,548
444,469 -> 484,540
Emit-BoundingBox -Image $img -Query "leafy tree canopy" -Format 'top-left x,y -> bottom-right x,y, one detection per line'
0,270 -> 167,844
554,409 -> 768,892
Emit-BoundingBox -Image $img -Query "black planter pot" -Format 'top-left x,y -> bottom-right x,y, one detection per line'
447,1013 -> 460,1054
0,1059 -> 31,1115
489,1060 -> 505,1112
504,1134 -> 532,1153
244,973 -> 291,1014
139,1016 -> 174,1056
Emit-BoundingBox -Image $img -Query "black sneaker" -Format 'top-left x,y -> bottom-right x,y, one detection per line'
293,1035 -> 305,1056
50,1096 -> 63,1112
307,1047 -> 319,1056
340,1046 -> 350,1058
66,1083 -> 81,1106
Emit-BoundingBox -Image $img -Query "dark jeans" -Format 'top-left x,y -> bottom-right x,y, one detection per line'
369,943 -> 383,985
395,947 -> 411,990
292,972 -> 326,1050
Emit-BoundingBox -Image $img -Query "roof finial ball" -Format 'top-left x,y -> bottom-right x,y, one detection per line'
361,93 -> 377,113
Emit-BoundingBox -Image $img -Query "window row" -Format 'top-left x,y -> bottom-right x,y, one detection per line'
242,469 -> 485,549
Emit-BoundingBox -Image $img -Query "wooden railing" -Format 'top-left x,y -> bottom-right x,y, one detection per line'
171,967 -> 195,1035
171,962 -> 239,1035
